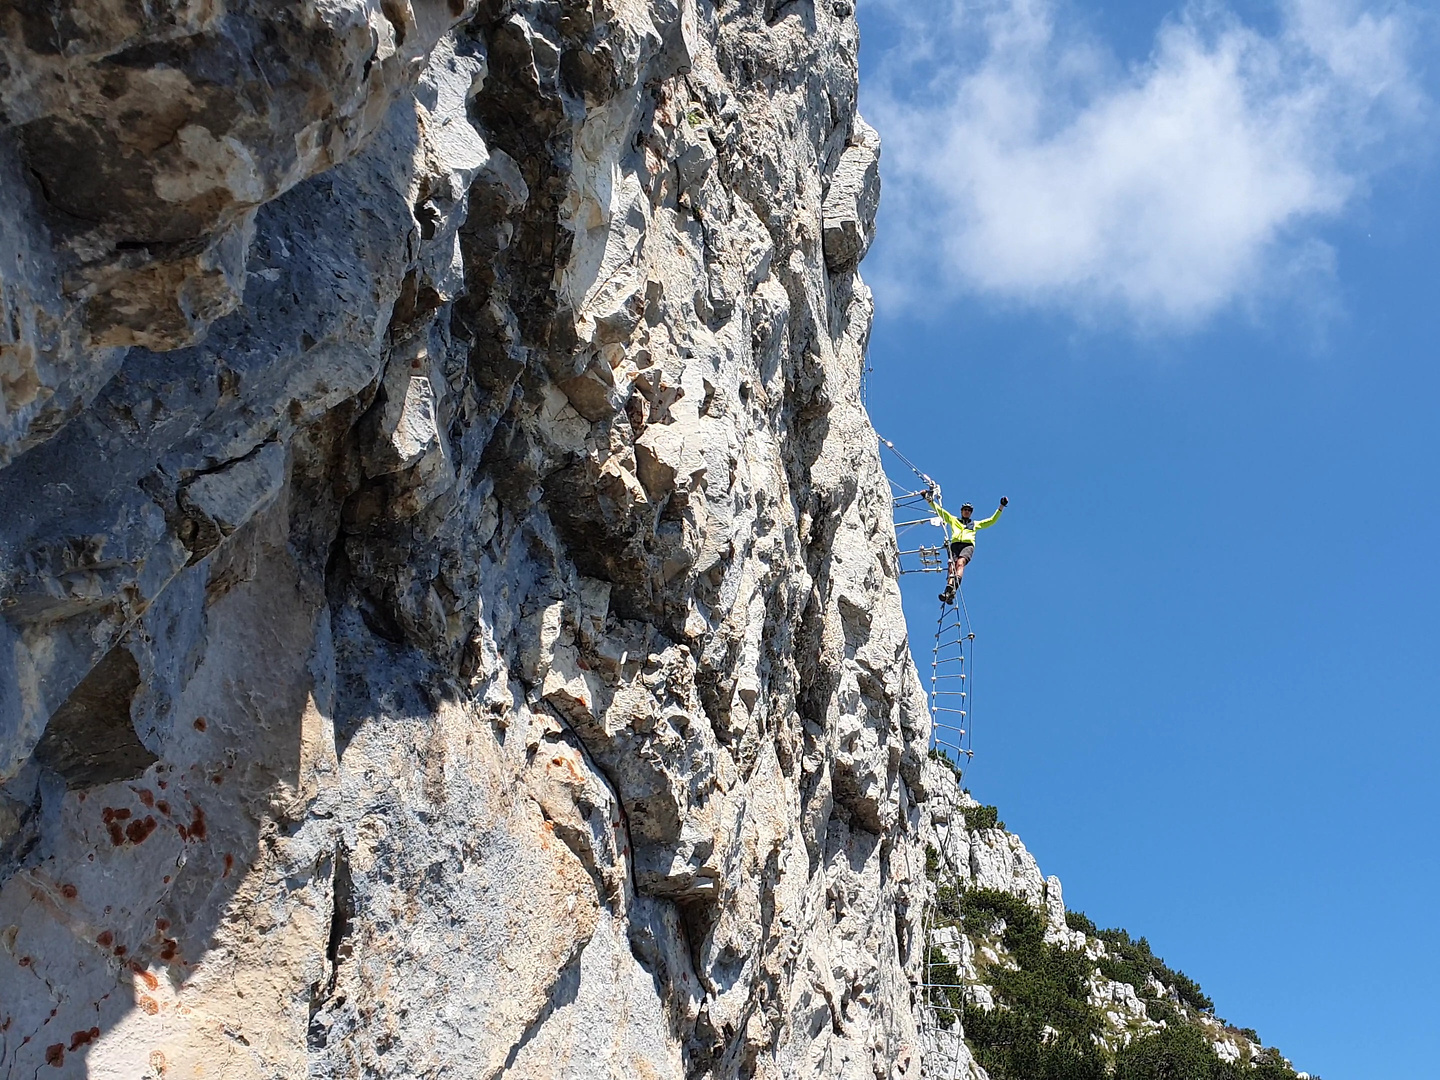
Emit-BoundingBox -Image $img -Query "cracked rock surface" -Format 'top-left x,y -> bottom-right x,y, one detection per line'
0,1 -> 929,1078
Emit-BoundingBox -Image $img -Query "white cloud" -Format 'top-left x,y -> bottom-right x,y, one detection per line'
863,0 -> 1427,328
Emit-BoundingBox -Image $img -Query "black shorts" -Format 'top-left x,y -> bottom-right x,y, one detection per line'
949,542 -> 975,562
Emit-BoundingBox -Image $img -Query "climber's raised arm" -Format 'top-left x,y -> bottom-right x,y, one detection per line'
973,496 -> 1008,530
930,500 -> 964,536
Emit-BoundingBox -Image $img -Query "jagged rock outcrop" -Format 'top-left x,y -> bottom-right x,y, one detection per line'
0,2 -> 929,1078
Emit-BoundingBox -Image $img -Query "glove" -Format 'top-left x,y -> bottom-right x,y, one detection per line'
999,496 -> 1009,507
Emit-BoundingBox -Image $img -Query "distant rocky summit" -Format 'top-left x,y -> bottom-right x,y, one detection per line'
919,756 -> 1318,1080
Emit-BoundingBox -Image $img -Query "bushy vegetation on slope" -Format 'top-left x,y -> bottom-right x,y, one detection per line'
956,888 -> 1108,1080
925,846 -> 1317,1080
960,802 -> 1004,832
1064,911 -> 1211,1014
1115,1025 -> 1307,1080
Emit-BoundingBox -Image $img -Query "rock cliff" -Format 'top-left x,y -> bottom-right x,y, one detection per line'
0,3 -> 926,1078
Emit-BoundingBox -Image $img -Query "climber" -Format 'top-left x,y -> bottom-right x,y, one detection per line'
925,490 -> 1007,604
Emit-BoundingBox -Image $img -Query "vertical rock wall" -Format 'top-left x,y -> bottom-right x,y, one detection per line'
0,2 -> 928,1077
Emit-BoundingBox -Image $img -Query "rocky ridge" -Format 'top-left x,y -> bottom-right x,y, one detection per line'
0,3 -> 926,1078
921,758 -> 1315,1080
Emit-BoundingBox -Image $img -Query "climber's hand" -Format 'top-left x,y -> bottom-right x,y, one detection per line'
999,496 -> 1009,507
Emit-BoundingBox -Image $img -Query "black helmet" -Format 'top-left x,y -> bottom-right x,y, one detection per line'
960,502 -> 974,513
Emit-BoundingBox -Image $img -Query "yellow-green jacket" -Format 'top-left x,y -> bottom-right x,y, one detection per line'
929,500 -> 1002,545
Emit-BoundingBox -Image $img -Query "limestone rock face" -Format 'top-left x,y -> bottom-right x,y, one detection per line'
0,3 -> 928,1078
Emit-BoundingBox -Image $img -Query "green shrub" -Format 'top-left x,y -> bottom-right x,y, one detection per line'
1115,1025 -> 1311,1080
927,943 -> 963,1013
928,747 -> 964,778
1065,909 -> 1098,936
1145,997 -> 1178,1026
1094,928 -> 1213,1013
935,883 -> 963,926
1115,1024 -> 1230,1080
953,889 -> 1108,1080
959,888 -> 1042,946
964,1000 -> 1109,1080
962,803 -> 1004,832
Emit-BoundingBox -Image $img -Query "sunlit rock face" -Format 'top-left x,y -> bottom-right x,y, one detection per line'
0,2 -> 928,1077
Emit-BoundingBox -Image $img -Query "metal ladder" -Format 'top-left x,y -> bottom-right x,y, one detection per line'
879,434 -> 976,1078
918,591 -> 975,1079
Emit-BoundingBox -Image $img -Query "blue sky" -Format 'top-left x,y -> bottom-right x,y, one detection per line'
856,0 -> 1439,1076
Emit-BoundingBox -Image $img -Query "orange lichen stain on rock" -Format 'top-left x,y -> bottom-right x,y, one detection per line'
136,789 -> 155,808
130,962 -> 160,991
156,801 -> 171,815
103,805 -> 134,846
137,995 -> 160,1016
44,1043 -> 64,1066
113,945 -> 127,957
60,884 -> 77,900
17,956 -> 31,967
125,817 -> 158,844
149,1050 -> 167,1072
193,717 -> 207,732
96,931 -> 114,948
223,853 -> 234,877
548,755 -> 585,784
159,939 -> 179,962
67,1027 -> 99,1051
155,918 -> 170,932
187,807 -> 207,842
